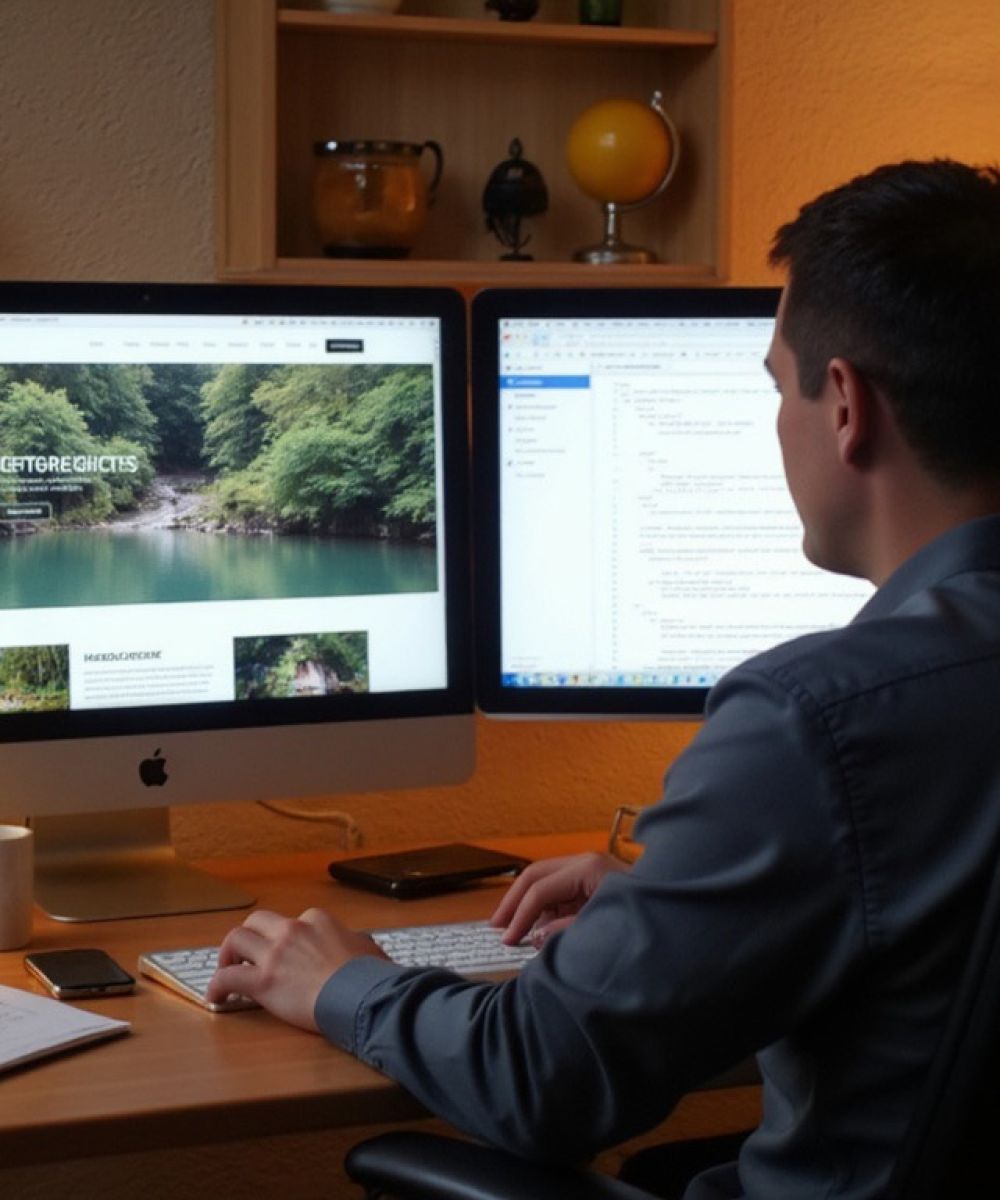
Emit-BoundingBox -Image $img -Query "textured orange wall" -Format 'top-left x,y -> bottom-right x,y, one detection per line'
730,0 -> 1000,283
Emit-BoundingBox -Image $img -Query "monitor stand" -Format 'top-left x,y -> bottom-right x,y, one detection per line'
30,808 -> 255,922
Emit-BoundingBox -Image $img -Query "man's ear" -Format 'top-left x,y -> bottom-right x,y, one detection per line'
826,357 -> 874,468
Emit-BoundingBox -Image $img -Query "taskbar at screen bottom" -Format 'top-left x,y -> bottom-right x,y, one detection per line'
502,669 -> 721,689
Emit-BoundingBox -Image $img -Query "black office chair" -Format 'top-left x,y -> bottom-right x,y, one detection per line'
345,1130 -> 656,1199
346,847 -> 1000,1200
882,841 -> 1000,1199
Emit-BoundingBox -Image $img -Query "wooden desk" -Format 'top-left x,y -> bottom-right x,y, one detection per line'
0,832 -> 602,1169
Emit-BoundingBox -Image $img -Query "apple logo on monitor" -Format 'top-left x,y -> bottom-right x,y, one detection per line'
139,749 -> 168,787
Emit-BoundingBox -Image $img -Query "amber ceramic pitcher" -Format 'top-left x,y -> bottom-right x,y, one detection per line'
313,138 -> 444,258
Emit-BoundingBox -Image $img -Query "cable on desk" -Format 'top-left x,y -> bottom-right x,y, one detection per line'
255,800 -> 362,849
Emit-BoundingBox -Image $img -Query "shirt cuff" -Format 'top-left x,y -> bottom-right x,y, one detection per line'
314,954 -> 409,1053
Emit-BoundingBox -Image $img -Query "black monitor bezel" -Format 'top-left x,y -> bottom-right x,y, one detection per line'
0,280 -> 473,744
471,285 -> 783,719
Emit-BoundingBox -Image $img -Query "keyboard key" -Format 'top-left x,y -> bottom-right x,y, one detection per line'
138,948 -> 257,1013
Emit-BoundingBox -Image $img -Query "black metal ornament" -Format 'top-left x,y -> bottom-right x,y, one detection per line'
485,0 -> 539,19
482,139 -> 549,261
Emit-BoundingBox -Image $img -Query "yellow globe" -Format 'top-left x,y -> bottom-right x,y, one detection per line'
565,98 -> 673,205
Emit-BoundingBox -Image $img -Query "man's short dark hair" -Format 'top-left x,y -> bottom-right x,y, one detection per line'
769,159 -> 1000,485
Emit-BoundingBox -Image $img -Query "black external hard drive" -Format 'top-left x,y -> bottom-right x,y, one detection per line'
327,842 -> 530,899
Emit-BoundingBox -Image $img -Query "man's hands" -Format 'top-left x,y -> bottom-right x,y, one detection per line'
205,907 -> 388,1031
206,851 -> 627,1031
490,851 -> 628,947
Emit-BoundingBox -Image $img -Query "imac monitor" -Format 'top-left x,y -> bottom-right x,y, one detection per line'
0,282 -> 473,920
472,287 -> 873,718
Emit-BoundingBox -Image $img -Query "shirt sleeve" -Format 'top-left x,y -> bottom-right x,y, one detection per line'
313,664 -> 868,1163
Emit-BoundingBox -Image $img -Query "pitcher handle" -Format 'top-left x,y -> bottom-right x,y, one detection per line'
421,140 -> 444,205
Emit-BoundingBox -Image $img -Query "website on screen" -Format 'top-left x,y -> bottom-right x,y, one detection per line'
0,312 -> 449,715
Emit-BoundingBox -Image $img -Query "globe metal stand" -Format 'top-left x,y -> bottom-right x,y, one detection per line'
572,91 -> 681,266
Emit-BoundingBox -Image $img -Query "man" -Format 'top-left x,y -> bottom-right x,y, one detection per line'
209,159 -> 1000,1198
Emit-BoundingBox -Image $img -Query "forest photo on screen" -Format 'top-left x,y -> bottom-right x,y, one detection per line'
0,362 -> 439,609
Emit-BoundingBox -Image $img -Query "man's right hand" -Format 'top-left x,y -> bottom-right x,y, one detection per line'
490,851 -> 628,947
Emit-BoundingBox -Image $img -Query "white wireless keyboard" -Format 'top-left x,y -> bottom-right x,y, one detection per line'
139,920 -> 536,1012
368,919 -> 537,977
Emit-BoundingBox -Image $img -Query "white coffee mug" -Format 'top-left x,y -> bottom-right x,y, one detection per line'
0,824 -> 34,950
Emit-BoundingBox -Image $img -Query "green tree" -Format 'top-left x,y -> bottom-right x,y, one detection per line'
353,368 -> 436,531
145,364 -> 211,469
202,363 -> 436,539
233,634 -> 286,697
0,380 -> 115,518
5,365 -> 157,449
0,380 -> 93,454
251,363 -> 397,433
0,382 -> 154,520
201,459 -> 274,528
98,436 -> 156,510
202,364 -> 273,471
0,645 -> 69,691
298,632 -> 368,685
278,633 -> 368,693
268,424 -> 376,532
252,365 -> 351,437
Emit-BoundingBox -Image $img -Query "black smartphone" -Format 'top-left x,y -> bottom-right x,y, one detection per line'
327,842 -> 530,899
24,949 -> 136,1000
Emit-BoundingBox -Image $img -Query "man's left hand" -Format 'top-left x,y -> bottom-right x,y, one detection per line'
206,907 -> 387,1030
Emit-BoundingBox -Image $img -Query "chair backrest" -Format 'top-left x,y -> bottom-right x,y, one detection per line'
886,849 -> 1000,1198
345,1129 -> 656,1200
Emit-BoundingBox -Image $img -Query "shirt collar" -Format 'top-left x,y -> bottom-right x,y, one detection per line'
855,513 -> 1000,623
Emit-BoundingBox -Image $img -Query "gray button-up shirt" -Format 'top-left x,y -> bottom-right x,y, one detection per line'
317,514 -> 1000,1199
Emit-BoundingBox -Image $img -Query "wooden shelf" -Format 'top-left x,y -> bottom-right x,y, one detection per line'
217,0 -> 731,286
222,256 -> 719,288
277,9 -> 717,50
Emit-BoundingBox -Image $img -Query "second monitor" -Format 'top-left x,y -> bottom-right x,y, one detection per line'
472,287 -> 873,718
